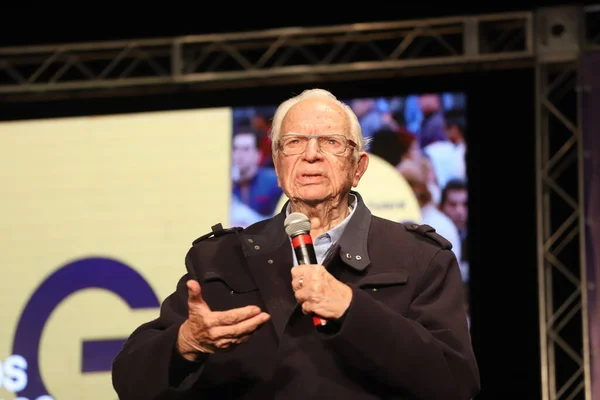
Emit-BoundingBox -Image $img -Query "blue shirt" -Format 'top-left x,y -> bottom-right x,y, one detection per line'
232,167 -> 283,217
286,194 -> 358,265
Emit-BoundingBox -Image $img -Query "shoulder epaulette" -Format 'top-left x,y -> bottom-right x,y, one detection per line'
192,223 -> 243,245
404,223 -> 452,250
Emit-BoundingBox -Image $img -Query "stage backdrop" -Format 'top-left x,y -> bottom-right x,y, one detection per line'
0,108 -> 232,400
0,91 -> 467,399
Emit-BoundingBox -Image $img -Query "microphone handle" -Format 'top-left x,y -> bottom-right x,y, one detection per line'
293,244 -> 317,265
291,234 -> 327,327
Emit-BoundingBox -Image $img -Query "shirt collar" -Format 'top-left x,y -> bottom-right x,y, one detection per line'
241,191 -> 372,271
285,193 -> 358,244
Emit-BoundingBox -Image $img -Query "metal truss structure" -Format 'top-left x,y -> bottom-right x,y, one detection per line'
0,11 -> 536,101
536,5 -> 599,400
1,5 -> 599,400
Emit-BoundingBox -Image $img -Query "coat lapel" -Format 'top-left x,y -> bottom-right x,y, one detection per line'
237,192 -> 376,340
240,213 -> 297,341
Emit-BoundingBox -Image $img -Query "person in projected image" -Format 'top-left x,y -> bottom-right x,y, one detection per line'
369,127 -> 442,213
230,126 -> 283,227
402,164 -> 470,323
399,156 -> 463,275
112,88 -> 480,400
250,107 -> 276,167
440,179 -> 469,282
230,195 -> 265,229
417,94 -> 467,191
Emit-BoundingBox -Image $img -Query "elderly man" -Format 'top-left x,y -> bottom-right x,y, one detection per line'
111,89 -> 480,399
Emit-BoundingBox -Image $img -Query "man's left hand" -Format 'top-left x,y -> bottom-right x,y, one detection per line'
291,264 -> 353,320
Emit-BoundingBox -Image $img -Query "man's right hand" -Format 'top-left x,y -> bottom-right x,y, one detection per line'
176,280 -> 271,361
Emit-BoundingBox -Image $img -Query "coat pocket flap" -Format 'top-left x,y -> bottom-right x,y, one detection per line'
202,270 -> 258,293
357,271 -> 408,289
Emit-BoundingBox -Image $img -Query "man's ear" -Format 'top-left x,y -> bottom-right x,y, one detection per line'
274,158 -> 282,188
352,152 -> 369,188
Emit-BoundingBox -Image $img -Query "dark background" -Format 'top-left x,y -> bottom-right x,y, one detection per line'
1,2 -> 591,398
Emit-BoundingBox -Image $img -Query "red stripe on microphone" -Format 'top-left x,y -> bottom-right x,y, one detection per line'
292,234 -> 313,248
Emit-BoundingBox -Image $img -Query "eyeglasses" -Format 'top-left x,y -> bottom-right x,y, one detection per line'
278,134 -> 357,156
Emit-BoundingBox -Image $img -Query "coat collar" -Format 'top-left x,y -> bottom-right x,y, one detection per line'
240,190 -> 372,272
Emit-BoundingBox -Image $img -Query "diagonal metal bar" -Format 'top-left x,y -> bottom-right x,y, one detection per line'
217,41 -> 256,70
542,177 -> 579,210
132,48 -> 168,76
420,24 -> 459,55
49,57 -> 75,83
545,252 -> 580,287
186,43 -> 218,73
557,368 -> 584,400
28,51 -> 63,83
389,27 -> 423,59
544,135 -> 577,176
542,97 -> 578,134
552,224 -> 580,257
544,66 -> 576,98
256,36 -> 289,67
98,46 -> 134,79
297,46 -> 320,64
70,55 -> 97,80
547,330 -> 583,365
365,41 -> 388,60
120,57 -> 142,78
1,61 -> 27,83
319,33 -> 354,65
564,379 -> 585,400
542,210 -> 578,251
547,288 -> 582,328
553,296 -> 582,334
206,52 -> 229,72
548,148 -> 577,183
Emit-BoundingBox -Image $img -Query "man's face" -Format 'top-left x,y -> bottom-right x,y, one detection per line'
232,133 -> 261,179
274,97 -> 368,204
442,188 -> 468,230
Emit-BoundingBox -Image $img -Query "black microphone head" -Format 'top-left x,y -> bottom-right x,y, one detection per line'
284,212 -> 311,237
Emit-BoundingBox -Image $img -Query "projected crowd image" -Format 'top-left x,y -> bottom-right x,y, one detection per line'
229,92 -> 470,306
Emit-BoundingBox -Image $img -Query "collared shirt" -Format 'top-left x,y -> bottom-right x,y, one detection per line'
286,193 -> 358,265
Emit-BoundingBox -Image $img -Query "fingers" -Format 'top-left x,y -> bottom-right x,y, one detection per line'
291,264 -> 326,282
213,335 -> 251,351
209,311 -> 271,340
291,276 -> 304,292
290,264 -> 314,279
209,305 -> 263,326
187,280 -> 211,314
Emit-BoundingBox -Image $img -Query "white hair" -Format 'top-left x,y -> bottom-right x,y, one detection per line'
269,88 -> 370,159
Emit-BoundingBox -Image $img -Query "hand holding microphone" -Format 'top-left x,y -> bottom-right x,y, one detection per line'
284,212 -> 353,327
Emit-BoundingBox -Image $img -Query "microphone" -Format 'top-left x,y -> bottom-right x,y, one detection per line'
284,212 -> 327,327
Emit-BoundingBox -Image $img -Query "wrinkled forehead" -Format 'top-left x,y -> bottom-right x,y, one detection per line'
281,98 -> 349,133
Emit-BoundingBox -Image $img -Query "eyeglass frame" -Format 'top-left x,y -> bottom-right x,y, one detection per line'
276,133 -> 358,156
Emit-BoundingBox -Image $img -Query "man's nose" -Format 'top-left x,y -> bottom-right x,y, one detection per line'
303,138 -> 321,160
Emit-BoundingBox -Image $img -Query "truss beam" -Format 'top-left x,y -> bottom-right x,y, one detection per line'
0,12 -> 534,99
536,59 -> 587,400
535,5 -> 594,400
